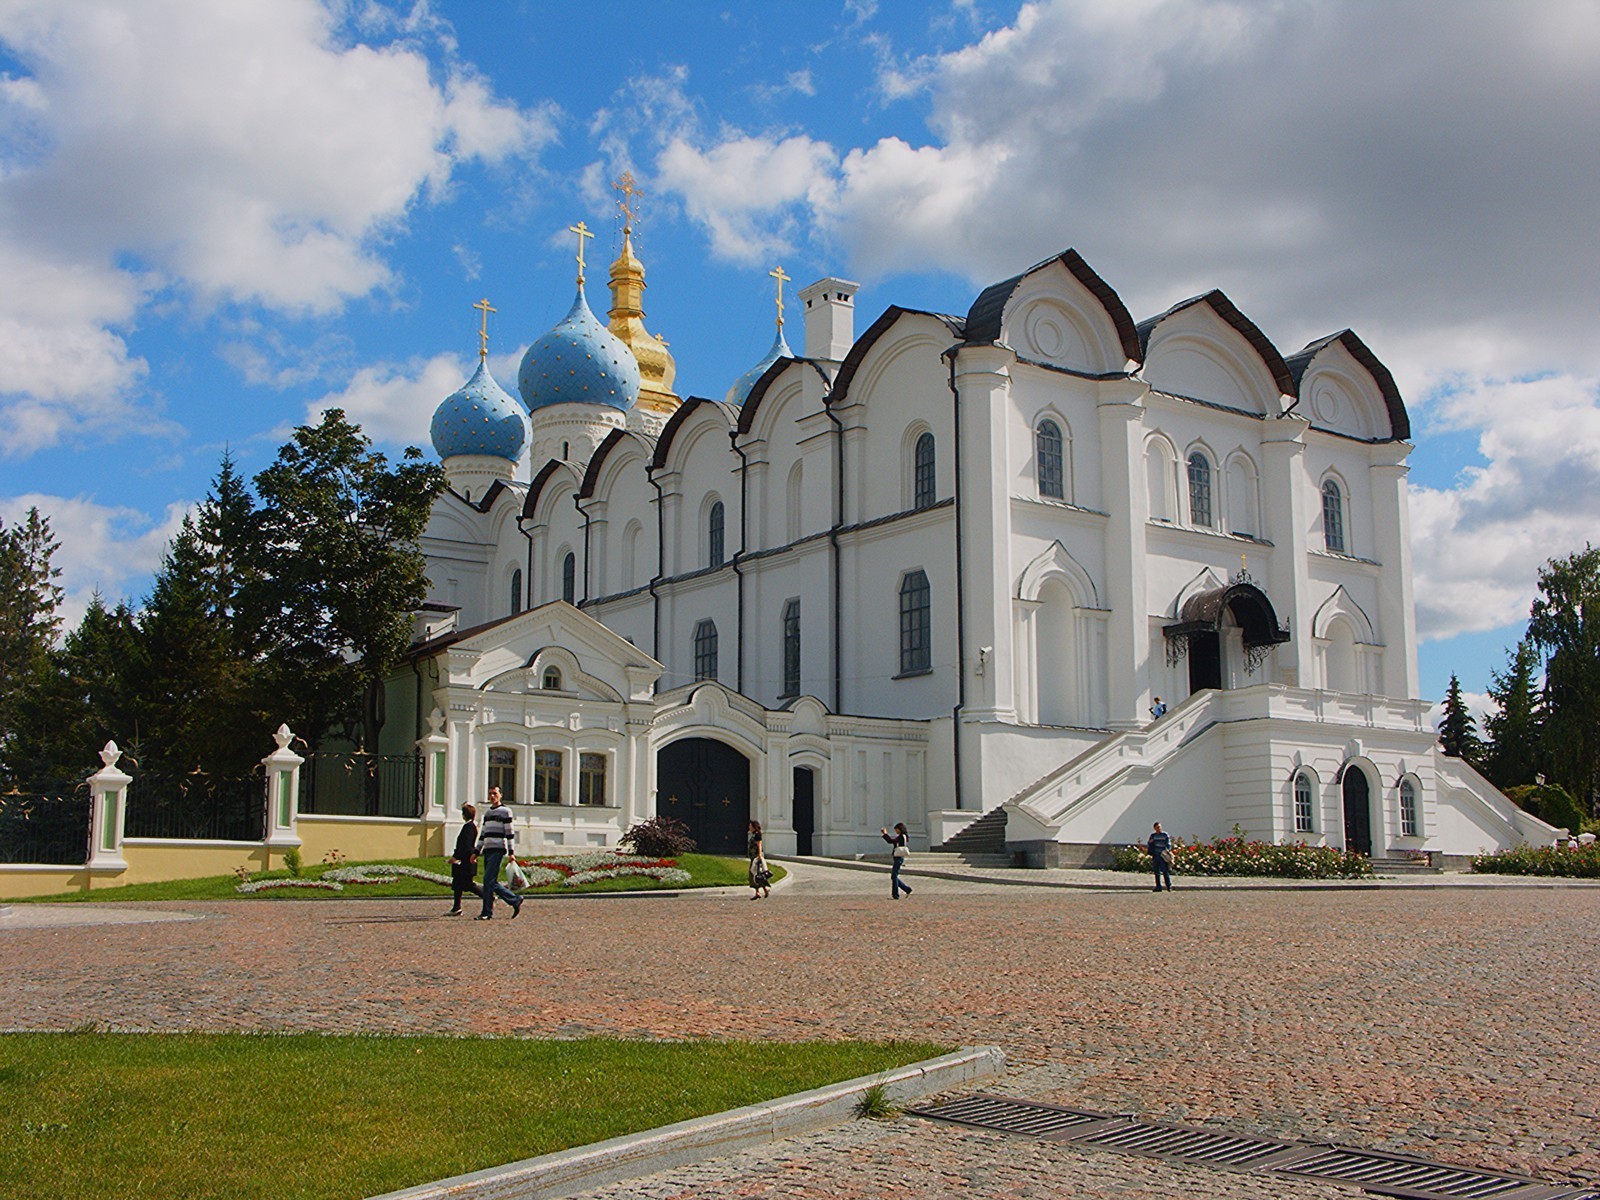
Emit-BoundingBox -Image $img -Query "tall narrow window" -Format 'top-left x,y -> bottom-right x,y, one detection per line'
1036,420 -> 1065,499
510,569 -> 523,616
781,597 -> 801,697
693,619 -> 719,681
487,748 -> 518,803
1187,452 -> 1213,528
579,752 -> 607,806
1294,771 -> 1315,833
534,749 -> 563,805
913,432 -> 936,508
561,551 -> 576,604
1322,479 -> 1346,553
899,569 -> 931,675
1399,778 -> 1419,837
708,500 -> 725,567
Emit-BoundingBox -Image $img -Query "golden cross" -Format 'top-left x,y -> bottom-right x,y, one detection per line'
769,264 -> 791,328
569,221 -> 594,284
613,170 -> 642,230
472,297 -> 496,360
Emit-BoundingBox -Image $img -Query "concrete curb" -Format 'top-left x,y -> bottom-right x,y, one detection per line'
368,1045 -> 1004,1200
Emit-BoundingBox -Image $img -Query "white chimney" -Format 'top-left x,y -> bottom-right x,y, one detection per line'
797,277 -> 859,361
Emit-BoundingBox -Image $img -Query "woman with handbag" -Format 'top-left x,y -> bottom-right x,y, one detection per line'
747,820 -> 772,899
882,822 -> 913,899
447,802 -> 483,915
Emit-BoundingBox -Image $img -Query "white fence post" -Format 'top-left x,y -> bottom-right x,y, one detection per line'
262,724 -> 304,850
87,741 -> 130,872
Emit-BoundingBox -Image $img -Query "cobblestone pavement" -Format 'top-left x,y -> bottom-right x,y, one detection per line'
4,864 -> 1597,1198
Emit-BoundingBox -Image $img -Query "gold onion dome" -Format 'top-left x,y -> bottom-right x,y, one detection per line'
608,226 -> 679,416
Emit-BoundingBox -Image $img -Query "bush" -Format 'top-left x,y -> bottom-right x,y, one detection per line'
622,815 -> 698,857
1110,830 -> 1373,879
1505,783 -> 1586,835
1470,843 -> 1600,878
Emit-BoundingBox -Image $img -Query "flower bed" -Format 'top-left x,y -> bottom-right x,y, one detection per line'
1110,832 -> 1373,879
233,853 -> 695,893
1470,843 -> 1600,878
235,878 -> 345,894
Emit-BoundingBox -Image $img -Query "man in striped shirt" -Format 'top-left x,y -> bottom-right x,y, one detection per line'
475,786 -> 523,920
1148,822 -> 1173,892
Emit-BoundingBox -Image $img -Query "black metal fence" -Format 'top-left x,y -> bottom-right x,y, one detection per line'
0,787 -> 91,865
301,753 -> 422,818
124,770 -> 266,842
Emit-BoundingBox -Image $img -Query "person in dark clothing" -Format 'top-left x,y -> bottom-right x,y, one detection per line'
882,822 -> 913,899
1148,821 -> 1173,892
447,802 -> 482,915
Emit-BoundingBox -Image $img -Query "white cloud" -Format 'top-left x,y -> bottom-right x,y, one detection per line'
0,0 -> 555,453
657,133 -> 838,263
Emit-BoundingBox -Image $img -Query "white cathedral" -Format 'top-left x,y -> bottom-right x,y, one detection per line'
387,207 -> 1556,866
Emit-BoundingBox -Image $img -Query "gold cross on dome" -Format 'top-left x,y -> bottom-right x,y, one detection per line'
472,297 -> 496,360
613,170 -> 642,229
569,221 -> 594,284
769,264 -> 791,328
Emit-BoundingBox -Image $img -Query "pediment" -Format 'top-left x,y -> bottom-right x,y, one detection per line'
443,601 -> 661,697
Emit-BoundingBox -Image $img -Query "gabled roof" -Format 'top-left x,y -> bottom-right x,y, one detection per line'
579,426 -> 655,499
735,354 -> 810,435
520,457 -> 582,521
405,599 -> 663,675
827,306 -> 965,409
1136,290 -> 1295,399
1284,329 -> 1409,441
964,249 -> 1140,363
648,396 -> 736,471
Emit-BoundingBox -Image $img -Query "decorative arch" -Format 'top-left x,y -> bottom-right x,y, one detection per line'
1015,542 -> 1107,728
1163,575 -> 1291,677
1017,541 -> 1099,607
964,248 -> 1141,370
1184,442 -> 1218,528
1312,586 -> 1375,643
1033,412 -> 1071,502
1224,451 -> 1260,538
1170,567 -> 1228,619
1144,432 -> 1180,523
1319,469 -> 1351,554
1285,329 -> 1409,442
1137,290 -> 1294,416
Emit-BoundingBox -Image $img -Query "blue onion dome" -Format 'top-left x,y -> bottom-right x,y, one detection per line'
518,287 -> 641,411
430,360 -> 528,461
725,325 -> 793,406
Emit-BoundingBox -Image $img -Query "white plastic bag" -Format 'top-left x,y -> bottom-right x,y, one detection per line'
505,857 -> 529,889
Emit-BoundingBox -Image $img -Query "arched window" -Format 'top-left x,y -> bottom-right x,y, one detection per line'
693,619 -> 718,681
1294,770 -> 1316,833
781,597 -> 801,697
1226,456 -> 1259,537
1399,777 -> 1419,837
510,569 -> 523,616
787,461 -> 804,543
1187,452 -> 1214,528
1036,420 -> 1065,500
542,666 -> 562,690
1146,437 -> 1177,522
899,569 -> 931,676
913,432 -> 936,509
561,551 -> 576,605
1322,478 -> 1346,553
708,500 -> 725,568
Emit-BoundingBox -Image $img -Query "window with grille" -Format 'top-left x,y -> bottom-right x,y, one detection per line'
561,552 -> 576,604
781,597 -> 801,697
1036,420 -> 1064,500
1187,452 -> 1213,528
899,569 -> 931,675
487,747 -> 518,803
1322,479 -> 1346,553
579,752 -> 607,806
913,432 -> 936,508
534,749 -> 563,805
694,619 -> 718,681
708,500 -> 725,567
1294,771 -> 1315,833
1400,778 -> 1419,837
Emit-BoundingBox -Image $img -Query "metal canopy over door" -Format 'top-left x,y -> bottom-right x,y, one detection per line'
656,738 -> 751,855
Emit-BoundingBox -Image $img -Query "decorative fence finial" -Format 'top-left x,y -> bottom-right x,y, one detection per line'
99,741 -> 121,769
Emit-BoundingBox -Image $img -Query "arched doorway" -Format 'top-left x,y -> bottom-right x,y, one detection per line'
792,767 -> 815,856
1341,765 -> 1373,857
657,738 -> 751,855
1164,577 -> 1290,695
1036,579 -> 1079,725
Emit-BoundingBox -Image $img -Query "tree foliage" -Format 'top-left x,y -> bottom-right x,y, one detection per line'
1480,637 -> 1546,789
0,508 -> 64,785
1437,673 -> 1483,761
1527,546 -> 1600,812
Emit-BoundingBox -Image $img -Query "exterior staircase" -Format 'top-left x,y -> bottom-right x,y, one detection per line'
1368,856 -> 1443,875
930,807 -> 1015,866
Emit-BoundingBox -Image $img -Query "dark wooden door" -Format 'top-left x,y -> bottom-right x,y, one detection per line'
656,738 -> 750,855
1342,767 -> 1373,857
792,767 -> 815,856
1188,631 -> 1222,693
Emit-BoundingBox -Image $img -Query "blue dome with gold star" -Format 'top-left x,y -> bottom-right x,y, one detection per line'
518,287 -> 641,411
430,360 -> 528,461
725,325 -> 793,406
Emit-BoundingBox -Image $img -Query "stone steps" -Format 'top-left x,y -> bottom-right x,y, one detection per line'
935,806 -> 1009,855
1369,857 -> 1443,875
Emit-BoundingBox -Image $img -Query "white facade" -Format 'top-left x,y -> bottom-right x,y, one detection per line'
405,249 -> 1558,865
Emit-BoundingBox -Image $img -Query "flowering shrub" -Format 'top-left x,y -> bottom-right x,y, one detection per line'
236,877 -> 344,893
1110,832 -> 1373,879
622,815 -> 697,857
1470,843 -> 1600,878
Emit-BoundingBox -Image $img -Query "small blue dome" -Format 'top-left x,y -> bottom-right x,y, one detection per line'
726,326 -> 793,406
430,360 -> 528,461
518,287 -> 641,411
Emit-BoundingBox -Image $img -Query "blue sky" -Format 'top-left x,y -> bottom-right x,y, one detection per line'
3,0 -> 1599,719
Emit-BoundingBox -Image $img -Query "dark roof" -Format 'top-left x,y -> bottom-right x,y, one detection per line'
735,356 -> 806,435
520,457 -> 581,521
964,249 -> 1140,363
827,306 -> 965,409
579,426 -> 655,498
1163,581 -> 1290,649
1284,329 -> 1410,441
648,397 -> 735,471
1135,290 -> 1295,400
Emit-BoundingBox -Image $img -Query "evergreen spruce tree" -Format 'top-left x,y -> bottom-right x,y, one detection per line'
0,507 -> 64,785
1528,546 -> 1600,814
1437,672 -> 1484,761
1481,637 -> 1546,789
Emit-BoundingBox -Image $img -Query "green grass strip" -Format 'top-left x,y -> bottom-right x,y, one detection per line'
0,1032 -> 945,1199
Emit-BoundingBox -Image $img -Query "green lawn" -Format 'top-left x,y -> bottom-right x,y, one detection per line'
0,1032 -> 945,1199
24,852 -> 777,903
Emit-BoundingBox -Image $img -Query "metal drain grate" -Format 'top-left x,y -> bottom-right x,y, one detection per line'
909,1094 -> 1593,1200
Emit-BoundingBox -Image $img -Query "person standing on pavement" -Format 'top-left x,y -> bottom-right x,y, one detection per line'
882,822 -> 913,899
747,820 -> 772,899
1148,821 -> 1173,892
475,786 -> 523,920
447,802 -> 482,915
